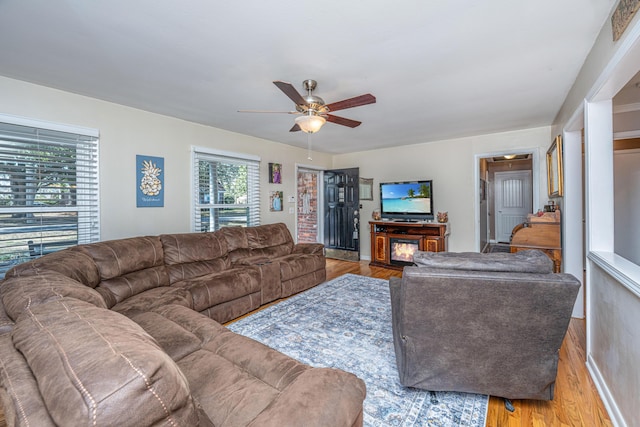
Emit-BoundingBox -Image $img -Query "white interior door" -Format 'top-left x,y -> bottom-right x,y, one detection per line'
494,170 -> 532,243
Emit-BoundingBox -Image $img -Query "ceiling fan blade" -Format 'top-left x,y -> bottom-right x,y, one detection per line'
238,109 -> 298,114
325,94 -> 376,112
289,123 -> 301,132
326,114 -> 362,128
273,81 -> 307,106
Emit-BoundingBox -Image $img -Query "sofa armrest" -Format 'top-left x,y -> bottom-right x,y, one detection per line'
292,243 -> 324,255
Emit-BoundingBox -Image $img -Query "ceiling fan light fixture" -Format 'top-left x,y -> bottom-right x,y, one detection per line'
295,114 -> 326,133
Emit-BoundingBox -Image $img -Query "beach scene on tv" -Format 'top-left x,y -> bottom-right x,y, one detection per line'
381,182 -> 432,213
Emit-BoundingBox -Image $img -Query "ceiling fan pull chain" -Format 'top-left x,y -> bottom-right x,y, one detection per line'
307,133 -> 313,161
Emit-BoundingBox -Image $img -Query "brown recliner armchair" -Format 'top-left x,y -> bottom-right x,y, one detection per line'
389,250 -> 580,402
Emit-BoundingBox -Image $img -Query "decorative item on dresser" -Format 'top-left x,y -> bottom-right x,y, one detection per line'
369,220 -> 449,270
510,209 -> 562,272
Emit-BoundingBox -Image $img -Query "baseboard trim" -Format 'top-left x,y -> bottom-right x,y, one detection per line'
587,354 -> 625,426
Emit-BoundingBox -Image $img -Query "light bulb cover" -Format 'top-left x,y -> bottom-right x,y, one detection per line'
295,114 -> 326,133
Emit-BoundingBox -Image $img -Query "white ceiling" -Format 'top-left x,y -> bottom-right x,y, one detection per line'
0,1 -> 620,154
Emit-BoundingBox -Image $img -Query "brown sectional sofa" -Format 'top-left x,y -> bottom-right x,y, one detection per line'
0,223 -> 366,426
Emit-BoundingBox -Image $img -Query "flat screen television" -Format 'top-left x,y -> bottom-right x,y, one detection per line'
379,180 -> 434,221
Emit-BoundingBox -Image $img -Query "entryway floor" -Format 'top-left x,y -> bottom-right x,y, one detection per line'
484,243 -> 511,253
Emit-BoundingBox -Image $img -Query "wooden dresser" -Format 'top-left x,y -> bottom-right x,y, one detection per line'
510,210 -> 562,272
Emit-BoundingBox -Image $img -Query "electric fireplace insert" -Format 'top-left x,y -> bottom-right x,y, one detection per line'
390,237 -> 420,266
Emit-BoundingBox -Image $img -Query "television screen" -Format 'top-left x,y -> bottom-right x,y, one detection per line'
379,180 -> 433,221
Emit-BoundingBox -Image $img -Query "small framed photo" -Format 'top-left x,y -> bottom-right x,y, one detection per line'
270,191 -> 283,211
359,178 -> 373,200
269,163 -> 282,184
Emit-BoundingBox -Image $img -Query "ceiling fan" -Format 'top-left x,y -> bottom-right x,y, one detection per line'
240,79 -> 376,134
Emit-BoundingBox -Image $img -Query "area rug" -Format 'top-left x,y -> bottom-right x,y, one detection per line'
228,273 -> 489,427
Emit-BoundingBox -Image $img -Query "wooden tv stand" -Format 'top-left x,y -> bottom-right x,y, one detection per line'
369,220 -> 449,270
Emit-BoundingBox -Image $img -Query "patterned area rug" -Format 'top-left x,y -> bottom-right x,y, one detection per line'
228,273 -> 488,427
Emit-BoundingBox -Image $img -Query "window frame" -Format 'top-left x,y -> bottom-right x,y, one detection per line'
191,146 -> 260,232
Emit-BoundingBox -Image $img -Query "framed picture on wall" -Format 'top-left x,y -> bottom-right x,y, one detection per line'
136,155 -> 164,207
270,191 -> 283,211
359,178 -> 373,200
269,163 -> 282,184
546,135 -> 563,197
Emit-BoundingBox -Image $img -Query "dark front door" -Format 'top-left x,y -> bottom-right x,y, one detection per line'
323,167 -> 359,261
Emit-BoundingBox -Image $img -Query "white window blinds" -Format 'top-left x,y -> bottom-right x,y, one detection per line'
192,148 -> 260,232
0,118 -> 99,277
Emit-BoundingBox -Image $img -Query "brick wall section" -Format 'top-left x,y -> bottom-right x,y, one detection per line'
296,171 -> 319,243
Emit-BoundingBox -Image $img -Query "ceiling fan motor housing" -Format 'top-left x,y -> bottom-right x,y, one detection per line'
297,79 -> 328,115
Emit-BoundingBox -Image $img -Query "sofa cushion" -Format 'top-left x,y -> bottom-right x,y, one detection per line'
218,226 -> 249,252
160,232 -> 230,284
4,247 -> 100,288
78,236 -> 170,308
95,265 -> 171,308
276,253 -> 326,282
246,223 -> 294,254
1,272 -> 107,321
12,298 -> 200,427
128,308 -> 204,362
132,305 -> 365,427
79,236 -> 165,280
111,286 -> 193,317
130,304 -> 305,426
172,267 -> 262,313
220,223 -> 294,263
412,249 -> 553,273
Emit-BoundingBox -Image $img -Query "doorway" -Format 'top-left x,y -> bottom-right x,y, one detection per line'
323,167 -> 360,261
296,167 -> 322,243
478,154 -> 534,249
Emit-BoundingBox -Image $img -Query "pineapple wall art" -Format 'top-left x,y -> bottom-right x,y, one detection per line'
136,155 -> 164,207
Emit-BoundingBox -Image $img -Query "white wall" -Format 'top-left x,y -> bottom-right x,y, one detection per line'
614,149 -> 640,265
0,76 -> 332,240
333,126 -> 551,257
588,263 -> 640,427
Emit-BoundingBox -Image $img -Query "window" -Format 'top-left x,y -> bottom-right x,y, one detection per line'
192,147 -> 260,232
0,116 -> 100,276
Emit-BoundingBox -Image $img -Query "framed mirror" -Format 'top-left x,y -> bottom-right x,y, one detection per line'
546,135 -> 563,197
359,178 -> 373,200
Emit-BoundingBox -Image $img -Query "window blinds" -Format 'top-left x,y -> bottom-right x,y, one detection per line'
0,120 -> 99,276
192,148 -> 260,232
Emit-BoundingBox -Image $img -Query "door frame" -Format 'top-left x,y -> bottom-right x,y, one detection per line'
474,150 -> 540,252
295,163 -> 325,244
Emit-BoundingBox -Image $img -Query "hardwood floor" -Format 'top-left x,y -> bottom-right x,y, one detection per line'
0,259 -> 612,427
326,258 -> 613,427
